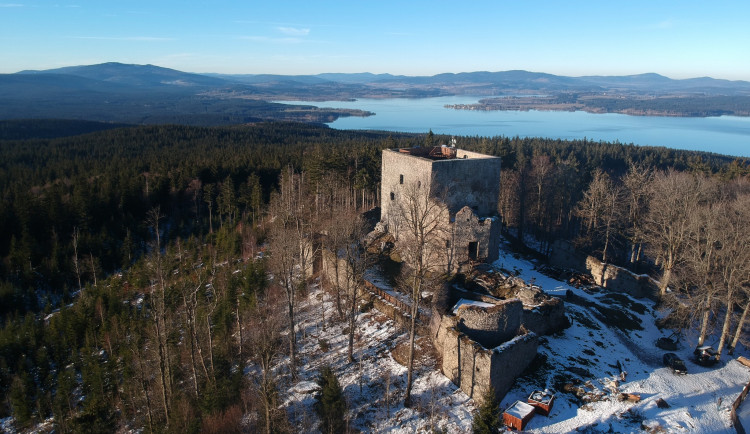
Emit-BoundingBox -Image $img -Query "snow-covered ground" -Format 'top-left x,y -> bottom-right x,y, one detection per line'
280,236 -> 750,432
494,238 -> 750,433
280,287 -> 475,433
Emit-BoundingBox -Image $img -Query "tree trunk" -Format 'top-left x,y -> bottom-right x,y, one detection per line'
729,298 -> 750,355
602,222 -> 611,263
236,296 -> 243,361
403,307 -> 417,407
262,363 -> 273,434
135,348 -> 155,433
153,317 -> 171,422
206,309 -> 216,379
347,282 -> 358,363
404,275 -> 420,407
286,277 -> 297,378
183,293 -> 200,397
660,266 -> 672,297
716,288 -> 736,356
332,260 -> 344,319
72,228 -> 82,292
89,252 -> 97,287
698,293 -> 713,346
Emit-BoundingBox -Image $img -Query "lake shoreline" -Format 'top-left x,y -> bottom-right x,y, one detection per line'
275,96 -> 750,158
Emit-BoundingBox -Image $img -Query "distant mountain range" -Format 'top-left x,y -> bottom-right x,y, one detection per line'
2,62 -> 750,125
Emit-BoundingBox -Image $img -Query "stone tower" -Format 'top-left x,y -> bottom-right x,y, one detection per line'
379,145 -> 501,272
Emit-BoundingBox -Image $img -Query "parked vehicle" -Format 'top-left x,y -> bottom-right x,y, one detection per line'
655,336 -> 679,351
663,353 -> 688,375
694,346 -> 720,366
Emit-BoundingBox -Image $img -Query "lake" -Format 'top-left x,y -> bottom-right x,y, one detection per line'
277,96 -> 750,158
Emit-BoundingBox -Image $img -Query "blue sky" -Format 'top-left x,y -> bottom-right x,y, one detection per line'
1,1 -> 749,80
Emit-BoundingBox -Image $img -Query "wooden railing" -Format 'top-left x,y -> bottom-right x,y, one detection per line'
364,280 -> 415,319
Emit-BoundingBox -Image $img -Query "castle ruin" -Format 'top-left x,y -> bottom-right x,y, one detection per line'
379,145 -> 502,273
325,144 -> 569,406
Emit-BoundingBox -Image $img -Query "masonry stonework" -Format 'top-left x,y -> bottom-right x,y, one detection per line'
441,325 -> 538,404
550,240 -> 659,300
369,146 -> 568,406
380,147 -> 502,273
455,298 -> 523,348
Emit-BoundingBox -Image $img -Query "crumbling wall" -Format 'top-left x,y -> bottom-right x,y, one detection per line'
485,333 -> 539,404
522,297 -> 570,336
586,256 -> 659,300
455,298 -> 522,348
452,206 -> 501,267
361,288 -> 430,336
431,313 -> 458,356
441,327 -> 538,405
550,240 -> 659,300
430,153 -> 501,217
321,248 -> 351,291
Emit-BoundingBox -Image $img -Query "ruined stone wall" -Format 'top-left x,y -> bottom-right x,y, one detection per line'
321,248 -> 351,291
361,289 -> 430,336
431,311 -> 458,355
455,298 -> 522,348
452,206 -> 501,266
550,240 -> 659,300
441,327 -> 538,405
485,333 -> 539,403
432,151 -> 501,217
585,257 -> 659,300
521,297 -> 570,336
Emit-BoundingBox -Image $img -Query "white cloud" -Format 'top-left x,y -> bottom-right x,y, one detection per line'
277,26 -> 310,37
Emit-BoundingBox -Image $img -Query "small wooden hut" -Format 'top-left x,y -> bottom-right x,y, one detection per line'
528,390 -> 555,416
503,400 -> 535,430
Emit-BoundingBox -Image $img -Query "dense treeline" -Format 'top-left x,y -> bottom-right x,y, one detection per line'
575,95 -> 750,117
0,122 -> 397,318
0,120 -> 747,431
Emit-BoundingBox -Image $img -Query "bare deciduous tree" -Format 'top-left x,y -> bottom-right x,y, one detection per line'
266,167 -> 315,379
644,170 -> 716,296
247,285 -> 286,434
622,162 -> 653,267
390,176 -> 447,407
575,169 -> 624,263
715,192 -> 750,355
342,214 -> 369,363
